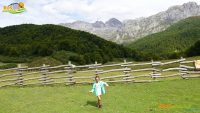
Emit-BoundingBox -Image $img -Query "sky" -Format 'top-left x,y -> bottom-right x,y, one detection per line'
0,0 -> 200,27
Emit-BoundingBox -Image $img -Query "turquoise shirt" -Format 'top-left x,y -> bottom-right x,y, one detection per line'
91,81 -> 109,96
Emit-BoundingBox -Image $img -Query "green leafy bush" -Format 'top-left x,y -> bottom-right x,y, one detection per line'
0,63 -> 17,69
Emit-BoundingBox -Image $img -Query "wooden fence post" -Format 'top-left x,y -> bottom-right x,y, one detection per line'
151,60 -> 156,80
67,61 -> 75,85
95,61 -> 98,76
40,64 -> 50,85
179,57 -> 188,79
151,60 -> 161,80
17,64 -> 24,86
123,59 -> 131,82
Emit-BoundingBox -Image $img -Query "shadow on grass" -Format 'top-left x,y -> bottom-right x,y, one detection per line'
85,100 -> 97,107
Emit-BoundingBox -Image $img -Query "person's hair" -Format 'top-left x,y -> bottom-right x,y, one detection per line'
95,75 -> 100,79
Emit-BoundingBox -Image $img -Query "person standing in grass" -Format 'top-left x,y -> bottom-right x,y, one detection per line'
90,76 -> 109,108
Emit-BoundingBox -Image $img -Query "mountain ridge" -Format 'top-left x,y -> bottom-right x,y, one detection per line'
127,16 -> 200,60
60,2 -> 200,43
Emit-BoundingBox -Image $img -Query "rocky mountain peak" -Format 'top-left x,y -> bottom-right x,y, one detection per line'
183,2 -> 198,8
92,21 -> 105,28
105,18 -> 123,28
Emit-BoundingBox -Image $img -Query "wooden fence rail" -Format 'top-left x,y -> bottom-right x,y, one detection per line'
0,58 -> 200,88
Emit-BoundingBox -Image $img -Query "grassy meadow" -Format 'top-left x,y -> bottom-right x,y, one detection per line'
0,79 -> 200,113
0,56 -> 200,113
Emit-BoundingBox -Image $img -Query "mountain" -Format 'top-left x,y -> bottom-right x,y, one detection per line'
127,16 -> 200,60
61,18 -> 123,43
60,2 -> 200,44
0,24 -> 137,64
105,18 -> 123,28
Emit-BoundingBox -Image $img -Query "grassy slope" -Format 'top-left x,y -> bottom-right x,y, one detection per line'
0,79 -> 200,113
127,16 -> 200,59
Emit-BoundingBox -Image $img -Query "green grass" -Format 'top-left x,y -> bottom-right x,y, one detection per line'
0,79 -> 200,113
0,57 -> 200,112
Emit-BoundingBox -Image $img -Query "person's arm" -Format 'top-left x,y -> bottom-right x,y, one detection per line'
89,83 -> 95,93
102,81 -> 109,87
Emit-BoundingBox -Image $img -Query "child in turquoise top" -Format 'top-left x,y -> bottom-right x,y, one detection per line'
90,76 -> 109,108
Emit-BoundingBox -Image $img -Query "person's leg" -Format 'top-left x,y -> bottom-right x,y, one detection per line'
97,95 -> 102,108
96,96 -> 99,107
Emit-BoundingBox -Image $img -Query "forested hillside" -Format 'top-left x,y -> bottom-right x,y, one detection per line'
0,24 -> 137,64
127,16 -> 200,60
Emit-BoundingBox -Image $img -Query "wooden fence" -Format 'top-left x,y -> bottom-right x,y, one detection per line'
0,57 -> 200,88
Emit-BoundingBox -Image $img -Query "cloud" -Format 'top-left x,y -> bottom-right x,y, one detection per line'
0,0 -> 200,27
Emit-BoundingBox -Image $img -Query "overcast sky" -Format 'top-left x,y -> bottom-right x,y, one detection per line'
0,0 -> 200,27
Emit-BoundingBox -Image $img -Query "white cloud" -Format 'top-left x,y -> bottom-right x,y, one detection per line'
0,0 -> 200,27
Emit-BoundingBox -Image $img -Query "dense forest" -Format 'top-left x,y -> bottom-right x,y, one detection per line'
0,24 -> 138,65
186,40 -> 200,57
127,16 -> 200,60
